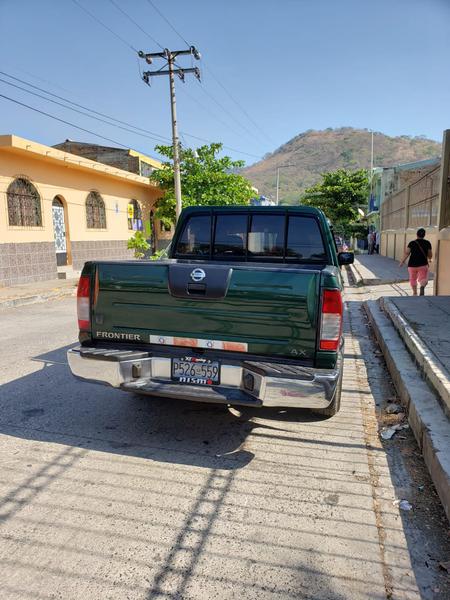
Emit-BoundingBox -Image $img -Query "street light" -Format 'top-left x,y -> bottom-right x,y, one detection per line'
276,164 -> 295,205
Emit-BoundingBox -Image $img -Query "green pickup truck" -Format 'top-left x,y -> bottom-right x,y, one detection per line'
68,205 -> 353,417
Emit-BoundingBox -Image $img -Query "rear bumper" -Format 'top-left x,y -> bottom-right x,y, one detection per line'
67,347 -> 342,410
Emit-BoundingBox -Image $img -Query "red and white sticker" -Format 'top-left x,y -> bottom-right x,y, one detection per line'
149,335 -> 247,352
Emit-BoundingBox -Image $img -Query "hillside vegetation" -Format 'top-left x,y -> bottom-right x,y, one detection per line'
242,127 -> 441,204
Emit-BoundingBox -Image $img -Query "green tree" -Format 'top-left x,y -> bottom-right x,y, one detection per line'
150,143 -> 254,225
301,168 -> 369,235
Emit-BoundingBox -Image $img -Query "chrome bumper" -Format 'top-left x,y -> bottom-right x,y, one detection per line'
67,347 -> 342,409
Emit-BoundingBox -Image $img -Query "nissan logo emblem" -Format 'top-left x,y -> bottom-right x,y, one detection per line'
190,268 -> 206,282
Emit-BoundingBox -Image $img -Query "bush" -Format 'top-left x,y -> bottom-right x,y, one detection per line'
127,231 -> 150,259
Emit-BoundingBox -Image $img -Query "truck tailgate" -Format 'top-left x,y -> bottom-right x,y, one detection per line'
92,261 -> 321,360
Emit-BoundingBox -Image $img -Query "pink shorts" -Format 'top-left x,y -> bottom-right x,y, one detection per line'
408,265 -> 429,287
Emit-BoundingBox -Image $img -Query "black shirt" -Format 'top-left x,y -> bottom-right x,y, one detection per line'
408,239 -> 431,267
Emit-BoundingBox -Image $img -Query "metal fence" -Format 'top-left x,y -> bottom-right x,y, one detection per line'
381,166 -> 440,230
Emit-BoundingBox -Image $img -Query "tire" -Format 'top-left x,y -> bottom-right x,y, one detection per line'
313,372 -> 342,418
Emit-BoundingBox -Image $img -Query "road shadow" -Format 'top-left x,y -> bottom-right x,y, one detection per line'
0,330 -> 402,598
0,343 -> 328,472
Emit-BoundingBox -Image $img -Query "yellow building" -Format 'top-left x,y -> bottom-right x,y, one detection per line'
0,134 -> 166,287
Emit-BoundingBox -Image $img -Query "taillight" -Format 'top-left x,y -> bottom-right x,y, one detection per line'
319,289 -> 343,351
77,275 -> 91,330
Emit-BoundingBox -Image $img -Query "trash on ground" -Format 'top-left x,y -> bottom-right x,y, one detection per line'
381,428 -> 397,440
381,421 -> 410,440
393,499 -> 413,511
386,404 -> 403,414
439,561 -> 450,573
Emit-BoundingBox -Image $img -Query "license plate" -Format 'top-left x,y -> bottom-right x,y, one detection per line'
171,357 -> 220,386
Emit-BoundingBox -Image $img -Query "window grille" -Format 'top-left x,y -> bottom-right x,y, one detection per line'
86,191 -> 106,229
7,177 -> 42,227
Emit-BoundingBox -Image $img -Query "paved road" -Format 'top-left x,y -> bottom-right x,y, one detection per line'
0,294 -> 448,599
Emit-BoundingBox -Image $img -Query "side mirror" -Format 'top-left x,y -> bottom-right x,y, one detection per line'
338,252 -> 354,266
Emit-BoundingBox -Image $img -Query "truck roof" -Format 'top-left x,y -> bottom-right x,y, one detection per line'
180,205 -> 326,217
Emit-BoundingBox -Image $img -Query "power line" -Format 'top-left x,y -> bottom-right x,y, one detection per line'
71,0 -> 138,53
145,0 -> 190,46
176,83 -> 247,139
145,0 -> 273,145
202,62 -> 275,145
77,0 -> 264,154
172,61 -> 262,144
0,92 -> 157,156
0,76 -> 171,146
1,69 -> 261,159
72,0 -> 267,158
179,131 -> 263,160
71,0 -> 252,147
0,70 -> 170,143
195,82 -> 263,144
107,0 -> 164,50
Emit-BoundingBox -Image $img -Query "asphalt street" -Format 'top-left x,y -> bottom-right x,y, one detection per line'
0,293 -> 449,600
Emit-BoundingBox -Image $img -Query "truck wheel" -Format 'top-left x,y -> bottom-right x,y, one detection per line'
313,374 -> 342,418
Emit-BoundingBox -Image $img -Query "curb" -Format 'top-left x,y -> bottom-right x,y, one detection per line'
348,263 -> 364,286
365,299 -> 450,523
349,261 -> 382,286
0,286 -> 76,310
382,297 -> 450,417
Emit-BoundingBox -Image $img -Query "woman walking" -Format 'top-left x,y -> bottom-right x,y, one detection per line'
399,228 -> 432,296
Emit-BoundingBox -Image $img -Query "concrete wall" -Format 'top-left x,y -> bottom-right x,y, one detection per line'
54,142 -> 141,175
394,232 -> 406,261
386,234 -> 395,259
381,233 -> 388,256
381,228 -> 437,272
436,238 -> 450,295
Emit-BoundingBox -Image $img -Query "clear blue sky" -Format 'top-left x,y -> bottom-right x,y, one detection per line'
0,0 -> 449,165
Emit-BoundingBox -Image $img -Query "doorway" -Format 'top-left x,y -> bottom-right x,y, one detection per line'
52,196 -> 69,266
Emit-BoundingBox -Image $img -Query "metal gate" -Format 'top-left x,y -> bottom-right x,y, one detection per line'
52,197 -> 67,266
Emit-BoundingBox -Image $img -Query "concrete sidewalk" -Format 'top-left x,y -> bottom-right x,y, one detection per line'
0,278 -> 77,309
381,296 -> 450,415
350,253 -> 434,287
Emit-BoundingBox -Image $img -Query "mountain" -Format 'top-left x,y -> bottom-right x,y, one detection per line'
242,127 -> 441,204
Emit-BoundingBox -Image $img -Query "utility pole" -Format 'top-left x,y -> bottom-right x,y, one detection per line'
369,130 -> 374,211
276,164 -> 294,204
139,46 -> 201,221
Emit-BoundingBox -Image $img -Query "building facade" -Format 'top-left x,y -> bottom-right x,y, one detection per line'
53,140 -> 173,251
0,135 -> 163,287
378,130 -> 450,295
378,158 -> 441,260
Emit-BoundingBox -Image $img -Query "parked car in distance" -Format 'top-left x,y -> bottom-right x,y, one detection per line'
68,205 -> 354,417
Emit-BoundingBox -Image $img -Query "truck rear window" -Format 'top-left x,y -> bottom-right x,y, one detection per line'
286,216 -> 327,261
249,215 -> 285,258
175,214 -> 211,256
174,213 -> 327,262
214,214 -> 247,257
